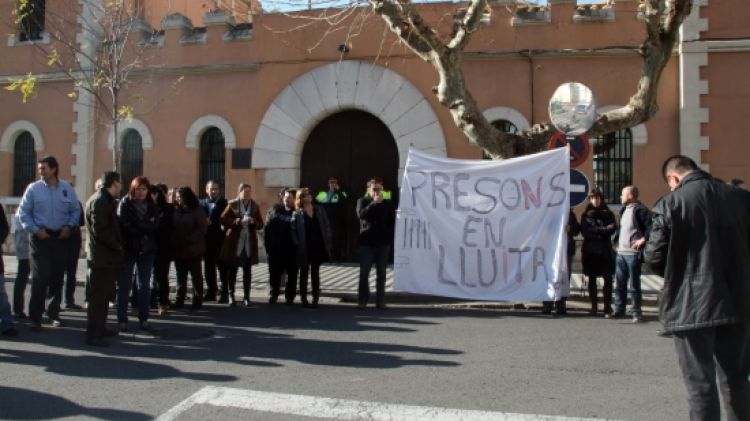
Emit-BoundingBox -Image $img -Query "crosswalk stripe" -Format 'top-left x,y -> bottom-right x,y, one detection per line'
156,386 -> 612,421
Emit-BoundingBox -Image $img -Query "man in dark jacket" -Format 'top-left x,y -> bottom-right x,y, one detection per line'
264,188 -> 297,304
85,171 -> 124,347
613,185 -> 651,322
200,181 -> 228,302
644,155 -> 750,420
356,178 -> 394,308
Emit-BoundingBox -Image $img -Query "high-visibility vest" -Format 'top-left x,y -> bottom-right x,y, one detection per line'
316,190 -> 347,204
363,190 -> 392,200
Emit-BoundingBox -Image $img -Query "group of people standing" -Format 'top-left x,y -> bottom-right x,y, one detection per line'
0,156 -> 395,347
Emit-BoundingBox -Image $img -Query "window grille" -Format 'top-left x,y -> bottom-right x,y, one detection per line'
19,0 -> 45,41
13,131 -> 36,196
593,129 -> 633,205
199,127 -> 225,197
483,119 -> 518,159
121,129 -> 143,194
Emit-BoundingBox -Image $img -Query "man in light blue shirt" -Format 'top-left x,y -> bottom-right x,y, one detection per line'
18,156 -> 81,330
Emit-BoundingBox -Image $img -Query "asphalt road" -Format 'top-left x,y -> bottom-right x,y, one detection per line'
1,296 -> 688,421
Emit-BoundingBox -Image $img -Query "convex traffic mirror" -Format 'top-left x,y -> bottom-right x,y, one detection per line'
548,82 -> 597,137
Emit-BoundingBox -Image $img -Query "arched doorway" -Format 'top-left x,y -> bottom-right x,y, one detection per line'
301,110 -> 399,262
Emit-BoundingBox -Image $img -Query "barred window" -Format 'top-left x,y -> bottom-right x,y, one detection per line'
121,129 -> 143,193
13,131 -> 36,196
199,127 -> 225,197
483,119 -> 518,159
19,0 -> 45,41
593,129 -> 633,205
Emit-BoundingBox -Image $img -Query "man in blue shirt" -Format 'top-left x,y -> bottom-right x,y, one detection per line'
18,156 -> 81,330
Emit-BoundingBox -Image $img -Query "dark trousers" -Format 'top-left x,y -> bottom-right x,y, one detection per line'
299,262 -> 321,302
203,250 -> 227,298
673,324 -> 750,421
358,244 -> 389,305
64,236 -> 82,305
269,251 -> 296,301
587,275 -> 612,314
29,236 -> 68,324
174,257 -> 203,303
13,258 -> 30,315
152,254 -> 172,306
86,267 -> 116,340
227,252 -> 252,300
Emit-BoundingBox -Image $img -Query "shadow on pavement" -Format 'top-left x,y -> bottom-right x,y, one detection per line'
0,386 -> 151,420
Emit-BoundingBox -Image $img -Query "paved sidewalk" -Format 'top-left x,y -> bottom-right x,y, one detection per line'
2,255 -> 663,314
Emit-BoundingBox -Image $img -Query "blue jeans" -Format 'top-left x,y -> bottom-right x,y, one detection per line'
358,245 -> 389,305
615,254 -> 642,316
117,252 -> 154,323
0,274 -> 14,332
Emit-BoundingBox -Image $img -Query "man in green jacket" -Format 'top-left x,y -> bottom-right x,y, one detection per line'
84,172 -> 124,347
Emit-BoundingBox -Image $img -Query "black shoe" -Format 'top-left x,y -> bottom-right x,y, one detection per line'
14,312 -> 27,319
203,292 -> 217,302
243,298 -> 251,307
218,296 -> 229,304
269,296 -> 278,304
30,322 -> 42,332
102,329 -> 119,337
302,300 -> 310,308
172,300 -> 185,309
64,303 -> 83,310
86,337 -> 109,347
311,299 -> 319,308
285,299 -> 294,306
139,321 -> 152,331
2,327 -> 19,337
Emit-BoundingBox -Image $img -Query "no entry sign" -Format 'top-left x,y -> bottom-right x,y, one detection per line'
548,132 -> 590,168
570,168 -> 590,207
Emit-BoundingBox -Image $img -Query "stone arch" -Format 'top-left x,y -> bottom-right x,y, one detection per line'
482,106 -> 530,131
186,115 -> 237,150
252,60 -> 447,187
0,120 -> 45,152
107,118 -> 154,150
595,105 -> 648,145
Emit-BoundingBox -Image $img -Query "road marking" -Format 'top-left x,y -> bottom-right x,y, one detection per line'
156,386 -> 612,421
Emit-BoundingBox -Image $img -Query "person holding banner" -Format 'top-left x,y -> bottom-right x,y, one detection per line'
580,189 -> 617,317
543,209 -> 580,315
357,178 -> 394,309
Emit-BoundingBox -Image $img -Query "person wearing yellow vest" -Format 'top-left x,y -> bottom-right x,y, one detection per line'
363,176 -> 392,200
315,177 -> 348,261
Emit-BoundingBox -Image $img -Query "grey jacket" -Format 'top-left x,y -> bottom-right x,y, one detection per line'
644,170 -> 750,334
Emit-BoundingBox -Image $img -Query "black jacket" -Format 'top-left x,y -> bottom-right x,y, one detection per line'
85,188 -> 124,268
200,196 -> 228,248
580,206 -> 617,276
264,203 -> 295,254
0,205 -> 8,274
356,197 -> 394,247
644,170 -> 750,334
613,201 -> 652,248
117,196 -> 160,256
291,205 -> 333,266
567,210 -> 580,259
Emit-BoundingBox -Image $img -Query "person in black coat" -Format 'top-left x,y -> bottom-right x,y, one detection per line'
200,181 -> 228,302
645,155 -> 750,420
580,189 -> 616,316
116,176 -> 160,331
356,178 -> 394,309
291,188 -> 333,308
150,183 -> 173,315
264,188 -> 297,304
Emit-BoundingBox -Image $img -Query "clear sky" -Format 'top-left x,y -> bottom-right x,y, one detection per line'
261,0 -> 600,13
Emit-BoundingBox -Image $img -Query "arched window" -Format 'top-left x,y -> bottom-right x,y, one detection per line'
199,127 -> 225,197
13,131 -> 36,196
19,0 -> 45,41
121,129 -> 143,193
593,129 -> 633,204
483,119 -> 518,159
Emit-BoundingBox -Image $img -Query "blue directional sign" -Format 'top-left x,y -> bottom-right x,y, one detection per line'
570,168 -> 590,207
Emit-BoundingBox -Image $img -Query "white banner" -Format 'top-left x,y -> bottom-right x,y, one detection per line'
394,148 -> 570,301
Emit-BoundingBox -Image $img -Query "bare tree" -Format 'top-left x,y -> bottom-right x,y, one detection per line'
262,0 -> 693,159
6,0 -> 157,172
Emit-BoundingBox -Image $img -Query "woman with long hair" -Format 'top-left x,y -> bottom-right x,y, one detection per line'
220,183 -> 264,307
171,186 -> 207,310
580,189 -> 617,316
116,176 -> 160,331
291,188 -> 332,307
